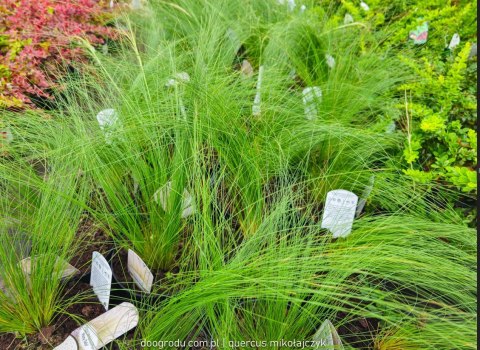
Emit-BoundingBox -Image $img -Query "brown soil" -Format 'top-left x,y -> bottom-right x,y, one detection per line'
70,217 -> 114,276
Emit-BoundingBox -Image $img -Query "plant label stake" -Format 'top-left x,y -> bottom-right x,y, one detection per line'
252,65 -> 264,116
313,319 -> 344,350
448,33 -> 460,50
165,72 -> 190,120
302,87 -> 322,120
226,28 -> 241,55
240,59 -> 254,78
300,5 -> 306,13
131,0 -> 141,9
344,13 -> 354,24
278,0 -> 296,11
165,72 -> 190,88
154,181 -> 194,218
468,43 -> 477,59
20,256 -> 79,281
325,54 -> 335,69
54,302 -> 139,350
96,109 -> 120,145
90,252 -> 112,310
321,189 -> 358,238
409,22 -> 428,44
127,249 -> 154,294
355,175 -> 375,217
360,1 -> 369,11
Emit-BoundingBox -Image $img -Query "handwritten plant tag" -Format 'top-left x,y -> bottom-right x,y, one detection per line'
154,181 -> 194,218
127,249 -> 154,294
54,302 -> 139,350
96,109 -> 120,145
21,256 -> 79,280
355,175 -> 375,217
325,54 -> 335,69
90,252 -> 112,310
302,86 -> 322,120
360,1 -> 369,11
448,33 -> 460,50
321,189 -> 358,238
344,13 -> 354,24
313,319 -> 344,350
409,22 -> 428,44
252,65 -> 264,116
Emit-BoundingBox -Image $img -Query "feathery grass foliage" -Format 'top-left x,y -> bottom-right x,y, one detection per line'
0,0 -> 475,348
0,115 -> 90,334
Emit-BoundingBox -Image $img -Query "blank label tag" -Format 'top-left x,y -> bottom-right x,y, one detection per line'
448,33 -> 460,50
127,249 -> 153,294
154,181 -> 194,218
21,256 -> 79,280
321,190 -> 358,238
344,13 -> 354,24
325,54 -> 335,69
302,87 -> 322,120
96,109 -> 120,145
90,252 -> 112,310
313,319 -> 344,350
252,65 -> 264,116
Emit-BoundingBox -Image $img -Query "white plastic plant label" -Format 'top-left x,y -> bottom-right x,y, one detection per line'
325,54 -> 335,69
385,120 -> 396,134
448,33 -> 460,50
344,13 -> 354,24
127,249 -> 154,294
278,0 -> 296,11
21,256 -> 79,280
300,5 -> 306,13
355,175 -> 375,217
96,109 -> 120,145
302,86 -> 322,120
90,252 -> 112,310
313,319 -> 344,350
240,59 -> 254,78
131,0 -> 141,9
321,189 -> 358,238
360,1 -> 369,11
77,325 -> 99,350
54,302 -> 139,350
154,181 -> 194,218
252,65 -> 264,116
468,43 -> 477,59
165,72 -> 190,87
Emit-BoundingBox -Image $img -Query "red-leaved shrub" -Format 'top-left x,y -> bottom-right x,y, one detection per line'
0,0 -> 117,108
